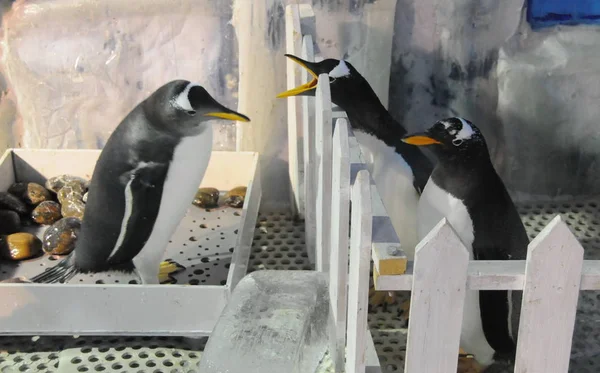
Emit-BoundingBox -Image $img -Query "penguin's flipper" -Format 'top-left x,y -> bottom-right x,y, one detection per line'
106,163 -> 169,265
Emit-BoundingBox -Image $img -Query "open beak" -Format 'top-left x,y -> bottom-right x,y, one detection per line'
204,105 -> 250,122
401,132 -> 441,146
276,54 -> 319,98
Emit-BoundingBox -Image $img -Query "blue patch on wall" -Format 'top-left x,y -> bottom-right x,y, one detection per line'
528,0 -> 600,29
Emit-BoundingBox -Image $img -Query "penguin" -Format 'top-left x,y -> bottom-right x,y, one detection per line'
276,54 -> 434,260
402,117 -> 528,371
30,80 -> 250,284
277,55 -> 434,312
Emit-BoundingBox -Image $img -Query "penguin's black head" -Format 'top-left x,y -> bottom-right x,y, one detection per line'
401,117 -> 487,159
148,80 -> 250,137
276,54 -> 369,112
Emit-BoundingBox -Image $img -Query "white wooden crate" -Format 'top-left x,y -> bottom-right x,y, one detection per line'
0,148 -> 261,336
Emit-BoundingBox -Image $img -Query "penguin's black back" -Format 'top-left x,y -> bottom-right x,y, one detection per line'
432,157 -> 528,358
74,105 -> 179,272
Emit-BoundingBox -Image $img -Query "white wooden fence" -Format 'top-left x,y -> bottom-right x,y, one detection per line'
284,4 -> 600,373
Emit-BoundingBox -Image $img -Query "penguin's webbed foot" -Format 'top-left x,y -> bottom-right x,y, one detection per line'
368,285 -> 397,312
457,349 -> 483,373
159,260 -> 185,284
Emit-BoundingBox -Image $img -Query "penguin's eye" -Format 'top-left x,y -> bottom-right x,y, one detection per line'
452,138 -> 463,146
187,110 -> 197,116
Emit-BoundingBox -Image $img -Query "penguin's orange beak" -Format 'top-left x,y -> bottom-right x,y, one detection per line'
276,54 -> 319,98
401,133 -> 441,146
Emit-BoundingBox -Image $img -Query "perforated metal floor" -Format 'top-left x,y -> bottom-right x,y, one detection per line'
0,204 -> 243,285
1,203 -> 600,372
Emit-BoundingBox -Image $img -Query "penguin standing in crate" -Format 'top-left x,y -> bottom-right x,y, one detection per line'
31,80 -> 250,284
402,117 -> 528,372
277,55 -> 434,312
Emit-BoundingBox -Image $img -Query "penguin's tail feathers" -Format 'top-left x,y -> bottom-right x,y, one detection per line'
30,255 -> 79,284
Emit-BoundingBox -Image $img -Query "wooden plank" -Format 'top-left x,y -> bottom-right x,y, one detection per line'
365,330 -> 382,373
284,4 -> 303,217
514,215 -> 584,373
315,75 -> 333,273
346,170 -> 373,373
329,118 -> 351,372
404,218 -> 469,373
301,34 -> 317,265
374,259 -> 600,291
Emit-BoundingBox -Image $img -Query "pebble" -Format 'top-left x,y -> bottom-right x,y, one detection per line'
0,210 -> 20,235
0,232 -> 43,261
193,187 -> 220,208
42,217 -> 81,255
45,175 -> 89,194
224,186 -> 247,208
8,182 -> 52,205
32,201 -> 62,225
0,192 -> 28,216
57,181 -> 85,204
61,198 -> 85,220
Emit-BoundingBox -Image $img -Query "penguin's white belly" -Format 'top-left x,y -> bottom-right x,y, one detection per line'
417,179 -> 495,366
133,128 -> 214,283
353,131 -> 419,259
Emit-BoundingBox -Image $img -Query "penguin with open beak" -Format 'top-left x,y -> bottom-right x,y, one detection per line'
277,54 -> 434,313
403,117 -> 528,372
31,80 -> 250,284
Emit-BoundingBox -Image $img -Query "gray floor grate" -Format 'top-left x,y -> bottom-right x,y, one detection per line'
1,203 -> 600,372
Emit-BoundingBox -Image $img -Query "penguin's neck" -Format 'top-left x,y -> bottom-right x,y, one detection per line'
345,100 -> 406,148
432,154 -> 496,199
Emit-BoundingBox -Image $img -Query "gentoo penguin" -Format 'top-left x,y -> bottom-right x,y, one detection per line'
277,55 -> 433,260
30,80 -> 250,284
402,117 -> 528,370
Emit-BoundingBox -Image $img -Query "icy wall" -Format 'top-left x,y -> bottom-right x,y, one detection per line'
2,0 -> 600,209
387,0 -> 600,199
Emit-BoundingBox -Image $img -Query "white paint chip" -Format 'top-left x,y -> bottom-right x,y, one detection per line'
173,82 -> 201,111
329,60 -> 351,79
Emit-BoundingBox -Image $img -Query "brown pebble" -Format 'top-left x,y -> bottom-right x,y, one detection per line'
0,210 -> 20,235
45,175 -> 89,194
193,187 -> 221,208
42,217 -> 81,255
0,232 -> 43,261
61,199 -> 85,220
57,181 -> 85,204
8,182 -> 52,205
224,186 -> 247,208
32,201 -> 62,225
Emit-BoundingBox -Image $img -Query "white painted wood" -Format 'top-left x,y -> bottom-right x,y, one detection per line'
301,34 -> 317,266
514,215 -> 584,373
329,118 -> 351,372
346,170 -> 373,373
284,4 -> 303,217
315,75 -> 333,273
365,330 -> 382,373
374,259 -> 600,291
404,219 -> 469,373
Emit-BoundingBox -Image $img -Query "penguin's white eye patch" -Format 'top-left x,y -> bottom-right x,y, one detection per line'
329,60 -> 351,79
448,129 -> 458,135
174,82 -> 200,111
455,117 -> 475,140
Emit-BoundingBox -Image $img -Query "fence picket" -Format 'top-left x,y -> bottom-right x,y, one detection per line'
284,4 -> 303,217
301,34 -> 317,265
404,219 -> 469,373
514,215 -> 584,373
315,75 -> 333,273
346,170 -> 373,373
329,118 -> 351,372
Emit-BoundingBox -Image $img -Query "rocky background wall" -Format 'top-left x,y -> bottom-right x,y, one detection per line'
0,0 -> 599,209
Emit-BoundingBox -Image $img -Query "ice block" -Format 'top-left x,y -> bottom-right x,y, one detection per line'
198,270 -> 331,373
